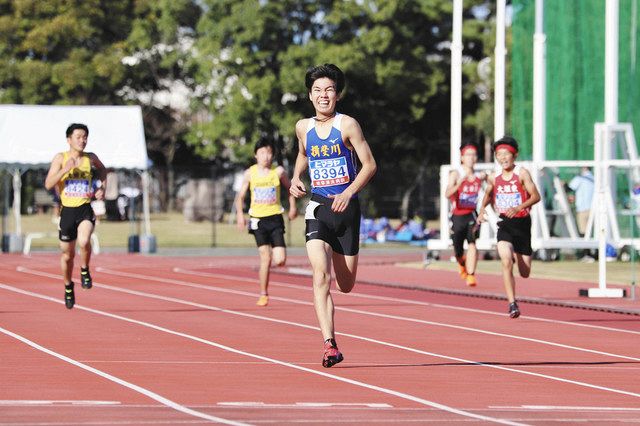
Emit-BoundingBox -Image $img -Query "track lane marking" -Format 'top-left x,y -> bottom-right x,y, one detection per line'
174,267 -> 640,336
0,282 -> 525,426
0,325 -> 248,426
0,400 -> 120,406
94,267 -> 640,362
10,269 -> 640,401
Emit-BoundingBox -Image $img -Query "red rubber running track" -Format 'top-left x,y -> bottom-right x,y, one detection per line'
1,253 -> 639,425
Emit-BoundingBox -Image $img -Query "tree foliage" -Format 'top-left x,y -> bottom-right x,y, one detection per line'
190,0 -> 494,216
0,0 -> 496,217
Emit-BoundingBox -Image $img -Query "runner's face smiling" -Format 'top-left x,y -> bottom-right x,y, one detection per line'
310,78 -> 338,116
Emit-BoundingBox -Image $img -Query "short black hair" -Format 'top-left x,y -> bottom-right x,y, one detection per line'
66,123 -> 89,138
305,64 -> 345,94
254,138 -> 275,154
492,135 -> 519,153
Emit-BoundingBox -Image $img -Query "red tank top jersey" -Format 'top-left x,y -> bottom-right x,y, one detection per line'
493,166 -> 530,218
451,173 -> 482,215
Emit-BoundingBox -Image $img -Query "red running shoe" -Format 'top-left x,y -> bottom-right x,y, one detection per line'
322,338 -> 344,368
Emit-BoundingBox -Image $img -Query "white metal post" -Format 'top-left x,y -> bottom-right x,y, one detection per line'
439,165 -> 450,249
494,0 -> 506,140
12,169 -> 21,236
605,0 -> 619,125
588,124 -> 625,297
450,0 -> 463,166
532,0 -> 546,164
141,170 -> 152,236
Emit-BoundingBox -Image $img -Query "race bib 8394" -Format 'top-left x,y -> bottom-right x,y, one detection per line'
309,157 -> 350,188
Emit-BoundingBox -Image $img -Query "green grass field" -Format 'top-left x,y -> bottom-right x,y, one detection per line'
402,259 -> 639,286
9,212 -> 639,287
13,212 -> 308,249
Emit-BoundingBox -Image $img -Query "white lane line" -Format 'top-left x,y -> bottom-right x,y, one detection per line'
174,267 -> 640,336
0,325 -> 248,426
218,402 -> 393,408
0,400 -> 120,406
0,283 -> 525,426
94,267 -> 640,362
11,270 -> 640,401
492,405 -> 640,412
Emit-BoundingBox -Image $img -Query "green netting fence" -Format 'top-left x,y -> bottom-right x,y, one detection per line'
511,0 -> 640,161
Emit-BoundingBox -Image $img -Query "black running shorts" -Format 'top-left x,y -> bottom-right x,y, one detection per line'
249,214 -> 286,248
59,203 -> 96,242
305,193 -> 361,256
496,215 -> 533,256
450,212 -> 479,258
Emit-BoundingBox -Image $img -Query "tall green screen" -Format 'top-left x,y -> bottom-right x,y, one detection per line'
511,0 -> 640,160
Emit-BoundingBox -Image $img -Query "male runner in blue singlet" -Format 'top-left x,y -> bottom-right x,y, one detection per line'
290,64 -> 377,367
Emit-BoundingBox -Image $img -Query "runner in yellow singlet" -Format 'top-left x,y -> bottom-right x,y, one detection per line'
235,138 -> 297,306
45,123 -> 106,309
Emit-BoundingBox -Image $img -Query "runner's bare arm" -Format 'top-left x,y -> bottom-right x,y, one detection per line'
234,169 -> 251,230
44,153 -> 69,191
89,153 -> 107,200
444,169 -> 462,198
477,173 -> 495,223
277,166 -> 298,220
519,168 -> 542,210
290,120 -> 309,198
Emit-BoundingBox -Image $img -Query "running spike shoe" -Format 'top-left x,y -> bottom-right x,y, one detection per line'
80,268 -> 92,289
466,274 -> 477,287
508,302 -> 520,319
322,338 -> 344,368
65,283 -> 75,309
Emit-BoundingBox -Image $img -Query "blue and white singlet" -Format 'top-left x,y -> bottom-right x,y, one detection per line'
305,113 -> 358,198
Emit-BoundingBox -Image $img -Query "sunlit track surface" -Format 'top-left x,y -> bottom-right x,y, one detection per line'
0,253 -> 639,425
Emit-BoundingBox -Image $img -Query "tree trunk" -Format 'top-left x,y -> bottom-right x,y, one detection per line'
399,165 -> 426,221
166,164 -> 175,212
165,139 -> 177,212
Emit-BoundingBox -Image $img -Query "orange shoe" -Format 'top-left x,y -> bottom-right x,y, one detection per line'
256,295 -> 269,306
458,263 -> 468,280
466,274 -> 477,287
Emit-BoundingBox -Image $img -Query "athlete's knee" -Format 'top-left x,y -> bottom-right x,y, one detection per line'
61,249 -> 74,263
78,239 -> 92,252
312,270 -> 332,288
272,249 -> 286,266
500,254 -> 514,269
259,254 -> 272,266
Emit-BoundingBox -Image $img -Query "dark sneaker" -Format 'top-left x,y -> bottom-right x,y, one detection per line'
508,302 -> 520,319
322,338 -> 344,368
80,268 -> 92,289
65,283 -> 75,309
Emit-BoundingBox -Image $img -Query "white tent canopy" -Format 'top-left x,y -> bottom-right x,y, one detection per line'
0,105 -> 154,252
0,104 -> 148,169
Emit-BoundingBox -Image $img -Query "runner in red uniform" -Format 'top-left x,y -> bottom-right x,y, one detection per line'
478,136 -> 541,318
445,142 -> 485,286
